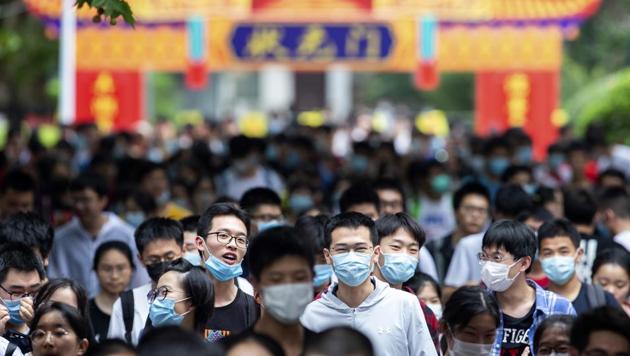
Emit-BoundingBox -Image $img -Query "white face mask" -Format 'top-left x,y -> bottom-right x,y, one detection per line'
261,282 -> 313,324
449,337 -> 493,356
427,303 -> 443,320
480,259 -> 521,292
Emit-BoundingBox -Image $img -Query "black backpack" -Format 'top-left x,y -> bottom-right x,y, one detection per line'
4,342 -> 16,356
121,289 -> 135,344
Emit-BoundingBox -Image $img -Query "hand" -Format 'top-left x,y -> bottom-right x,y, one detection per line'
521,346 -> 530,356
20,297 -> 34,325
0,304 -> 9,334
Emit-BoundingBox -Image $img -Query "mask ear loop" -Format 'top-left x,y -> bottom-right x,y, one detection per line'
174,297 -> 193,317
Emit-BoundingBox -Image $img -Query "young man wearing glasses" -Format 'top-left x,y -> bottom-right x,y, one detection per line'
195,203 -> 258,342
0,242 -> 46,354
107,217 -> 184,345
300,212 -> 437,356
479,220 -> 575,356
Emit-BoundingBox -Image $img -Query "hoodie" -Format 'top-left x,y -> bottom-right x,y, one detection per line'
300,277 -> 437,356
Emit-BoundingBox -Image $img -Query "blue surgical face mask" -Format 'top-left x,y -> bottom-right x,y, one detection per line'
203,242 -> 243,281
430,174 -> 451,195
313,264 -> 333,287
2,298 -> 24,325
515,146 -> 533,164
183,251 -> 202,266
149,297 -> 190,327
541,255 -> 576,285
378,253 -> 418,284
548,153 -> 565,170
488,156 -> 510,177
289,194 -> 314,214
125,211 -> 145,227
351,155 -> 369,173
331,251 -> 373,287
257,220 -> 283,233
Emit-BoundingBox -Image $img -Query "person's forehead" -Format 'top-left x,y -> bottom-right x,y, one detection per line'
71,188 -> 100,198
157,271 -> 183,287
4,268 -> 41,285
210,215 -> 247,233
380,229 -> 417,245
377,189 -> 403,201
5,189 -> 34,198
331,226 -> 372,244
261,255 -> 311,276
253,204 -> 282,216
461,194 -> 489,206
482,245 -> 511,255
144,238 -> 181,255
540,236 -> 576,249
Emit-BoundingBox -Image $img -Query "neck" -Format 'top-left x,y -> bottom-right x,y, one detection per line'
95,290 -> 119,314
7,322 -> 28,334
81,213 -> 106,236
496,277 -> 535,309
451,228 -> 470,245
548,274 -> 582,301
181,313 -> 195,332
254,315 -> 304,356
575,224 -> 594,235
212,278 -> 238,307
336,278 -> 374,308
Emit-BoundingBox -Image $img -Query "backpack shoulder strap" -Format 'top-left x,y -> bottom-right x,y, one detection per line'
121,289 -> 135,343
4,342 -> 16,356
244,293 -> 258,327
586,283 -> 607,308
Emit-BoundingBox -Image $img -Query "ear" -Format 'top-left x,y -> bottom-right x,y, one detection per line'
323,248 -> 333,265
373,245 -> 382,265
77,338 -> 89,355
98,195 -> 108,210
138,253 -> 147,267
195,236 -> 207,257
576,247 -> 584,262
520,256 -> 532,273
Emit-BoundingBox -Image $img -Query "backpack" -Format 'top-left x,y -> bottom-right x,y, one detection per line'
585,283 -> 607,309
121,289 -> 135,344
4,342 -> 16,356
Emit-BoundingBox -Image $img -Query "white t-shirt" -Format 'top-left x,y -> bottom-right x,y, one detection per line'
417,195 -> 456,242
614,230 -> 630,252
444,233 -> 483,287
418,247 -> 439,282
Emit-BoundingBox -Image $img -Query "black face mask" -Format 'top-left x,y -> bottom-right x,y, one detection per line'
146,261 -> 170,283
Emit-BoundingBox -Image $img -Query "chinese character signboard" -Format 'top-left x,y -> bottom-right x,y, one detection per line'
231,23 -> 393,62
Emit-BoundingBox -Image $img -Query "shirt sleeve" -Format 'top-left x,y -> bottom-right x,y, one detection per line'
444,241 -> 470,287
418,247 -> 439,282
406,297 -> 438,356
107,298 -> 125,340
46,237 -> 66,280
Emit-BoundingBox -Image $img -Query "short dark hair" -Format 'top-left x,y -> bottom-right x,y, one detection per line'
134,218 -> 184,254
592,248 -> 630,281
482,220 -> 537,272
222,332 -> 284,356
403,272 -> 442,301
563,188 -> 596,225
163,261 -> 214,333
0,169 -> 36,194
495,184 -> 534,219
248,226 -> 314,281
0,212 -> 54,260
228,135 -> 256,159
452,181 -> 490,211
375,213 -> 426,247
197,203 -> 251,238
516,207 -> 554,226
304,326 -> 374,356
179,215 -> 200,233
295,215 -> 329,255
69,173 -> 108,197
0,242 -> 45,284
86,338 -> 136,356
239,187 -> 282,213
570,306 -> 630,352
338,183 -> 380,214
138,326 -> 223,356
501,165 -> 532,183
483,136 -> 510,156
93,240 -> 135,271
599,187 -> 630,219
441,285 -> 500,333
373,178 -> 406,201
30,302 -> 92,344
137,161 -> 167,183
533,315 -> 575,354
325,212 -> 378,247
597,168 -> 626,186
537,219 -> 581,249
33,278 -> 90,323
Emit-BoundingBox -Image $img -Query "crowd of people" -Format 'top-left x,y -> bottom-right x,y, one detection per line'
0,119 -> 629,355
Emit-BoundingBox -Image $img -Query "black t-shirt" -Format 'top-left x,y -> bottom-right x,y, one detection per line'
205,288 -> 259,342
89,298 -> 111,342
220,326 -> 317,354
579,232 -> 616,281
572,283 -> 621,315
3,329 -> 31,354
500,302 -> 535,356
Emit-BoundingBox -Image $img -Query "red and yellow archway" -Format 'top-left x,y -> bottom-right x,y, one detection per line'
26,0 -> 602,159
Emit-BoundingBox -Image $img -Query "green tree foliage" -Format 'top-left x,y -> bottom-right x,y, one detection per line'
75,0 -> 135,26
